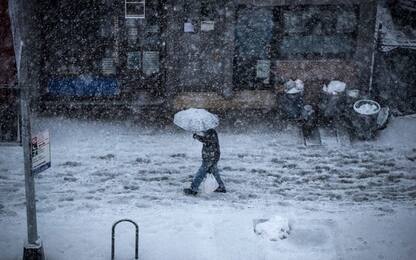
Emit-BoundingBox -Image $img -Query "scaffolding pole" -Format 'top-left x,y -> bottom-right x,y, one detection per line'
19,41 -> 45,260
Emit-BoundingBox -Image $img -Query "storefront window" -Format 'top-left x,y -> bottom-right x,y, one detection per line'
142,51 -> 159,75
234,7 -> 273,87
280,5 -> 358,59
233,4 -> 359,88
235,7 -> 273,60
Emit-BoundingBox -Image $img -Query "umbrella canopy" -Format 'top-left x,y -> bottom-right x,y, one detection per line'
173,108 -> 219,132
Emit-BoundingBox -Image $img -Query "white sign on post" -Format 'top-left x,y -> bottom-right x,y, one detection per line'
32,130 -> 51,174
184,22 -> 195,33
201,21 -> 215,31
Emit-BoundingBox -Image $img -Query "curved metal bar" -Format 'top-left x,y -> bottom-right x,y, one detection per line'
111,219 -> 139,260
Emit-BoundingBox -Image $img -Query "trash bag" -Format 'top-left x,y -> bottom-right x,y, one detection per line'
278,93 -> 304,119
201,174 -> 219,193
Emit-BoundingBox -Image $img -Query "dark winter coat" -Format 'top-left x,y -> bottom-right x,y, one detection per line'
193,129 -> 220,166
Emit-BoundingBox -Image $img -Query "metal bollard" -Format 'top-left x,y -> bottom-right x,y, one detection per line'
111,219 -> 139,260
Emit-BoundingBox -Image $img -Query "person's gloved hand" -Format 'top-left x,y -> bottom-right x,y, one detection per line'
193,133 -> 198,139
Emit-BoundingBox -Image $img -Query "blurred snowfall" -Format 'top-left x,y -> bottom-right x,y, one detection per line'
0,115 -> 415,259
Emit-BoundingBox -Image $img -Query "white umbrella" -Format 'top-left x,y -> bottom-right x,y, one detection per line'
173,108 -> 219,132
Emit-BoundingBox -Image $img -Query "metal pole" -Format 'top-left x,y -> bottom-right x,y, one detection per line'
22,83 -> 37,243
368,21 -> 382,95
20,42 -> 44,260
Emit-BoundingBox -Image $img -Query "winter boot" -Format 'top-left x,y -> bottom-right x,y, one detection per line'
183,188 -> 197,195
214,186 -> 226,193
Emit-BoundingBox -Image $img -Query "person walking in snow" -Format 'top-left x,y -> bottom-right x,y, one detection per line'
184,128 -> 226,195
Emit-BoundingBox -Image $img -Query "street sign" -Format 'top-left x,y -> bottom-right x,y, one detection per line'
31,130 -> 51,174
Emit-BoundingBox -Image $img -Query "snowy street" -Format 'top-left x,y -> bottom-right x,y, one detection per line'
1,116 -> 416,260
2,0 -> 416,259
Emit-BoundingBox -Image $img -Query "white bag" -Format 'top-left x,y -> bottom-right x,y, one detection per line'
201,174 -> 219,193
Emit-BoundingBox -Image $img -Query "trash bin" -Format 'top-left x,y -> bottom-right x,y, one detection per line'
319,81 -> 347,121
351,99 -> 381,140
278,79 -> 304,119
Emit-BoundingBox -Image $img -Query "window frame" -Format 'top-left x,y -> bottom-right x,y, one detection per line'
233,4 -> 360,89
274,4 -> 360,60
125,0 -> 146,19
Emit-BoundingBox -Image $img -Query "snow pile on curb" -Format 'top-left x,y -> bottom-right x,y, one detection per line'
355,103 -> 379,115
254,216 -> 291,241
323,80 -> 346,95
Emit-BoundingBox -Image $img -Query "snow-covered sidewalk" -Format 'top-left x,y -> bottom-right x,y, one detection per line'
0,116 -> 415,259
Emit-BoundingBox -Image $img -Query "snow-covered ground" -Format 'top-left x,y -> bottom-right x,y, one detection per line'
1,115 -> 415,260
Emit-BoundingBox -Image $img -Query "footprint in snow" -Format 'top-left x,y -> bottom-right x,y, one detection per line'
170,153 -> 187,158
96,154 -> 115,160
135,157 -> 151,164
59,161 -> 82,167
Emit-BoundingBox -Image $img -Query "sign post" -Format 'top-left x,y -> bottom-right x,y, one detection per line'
19,42 -> 45,260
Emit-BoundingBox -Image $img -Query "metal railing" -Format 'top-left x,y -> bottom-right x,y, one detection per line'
111,219 -> 139,260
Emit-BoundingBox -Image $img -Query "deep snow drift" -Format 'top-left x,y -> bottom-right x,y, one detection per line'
0,115 -> 415,260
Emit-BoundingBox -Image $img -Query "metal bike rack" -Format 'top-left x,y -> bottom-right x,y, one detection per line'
111,219 -> 139,260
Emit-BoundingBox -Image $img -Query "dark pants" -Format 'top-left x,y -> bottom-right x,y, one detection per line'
191,162 -> 225,192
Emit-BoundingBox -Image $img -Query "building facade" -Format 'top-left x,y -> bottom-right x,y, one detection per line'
22,0 -> 378,113
166,0 -> 377,111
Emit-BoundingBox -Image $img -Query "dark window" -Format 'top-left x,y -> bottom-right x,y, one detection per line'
125,0 -> 145,19
234,6 -> 274,88
279,5 -> 358,59
201,0 -> 216,19
233,4 -> 359,89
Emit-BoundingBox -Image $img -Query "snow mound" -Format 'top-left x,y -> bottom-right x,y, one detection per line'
173,108 -> 219,132
254,216 -> 291,241
356,104 -> 378,115
285,79 -> 304,94
323,80 -> 346,95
